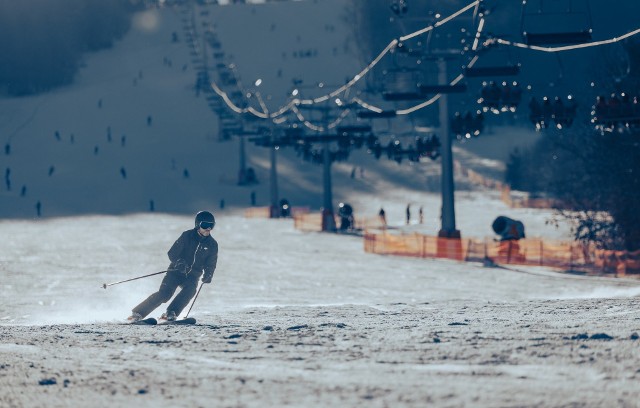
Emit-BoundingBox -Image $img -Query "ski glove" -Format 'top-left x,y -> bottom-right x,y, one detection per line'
201,273 -> 212,284
170,259 -> 189,275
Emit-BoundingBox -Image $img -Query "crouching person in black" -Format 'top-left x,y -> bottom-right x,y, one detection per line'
128,211 -> 218,322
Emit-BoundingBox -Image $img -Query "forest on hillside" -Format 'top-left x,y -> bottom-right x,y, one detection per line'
0,0 -> 140,96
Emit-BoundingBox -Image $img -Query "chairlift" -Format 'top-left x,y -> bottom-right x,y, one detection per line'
228,90 -> 244,102
336,125 -> 372,136
401,45 -> 470,94
208,100 -> 222,109
463,43 -> 521,77
381,66 -> 423,89
378,44 -> 429,96
381,61 -> 466,100
220,118 -> 242,130
218,71 -> 238,86
465,65 -> 520,77
419,83 -> 468,94
248,135 -> 271,147
520,0 -> 593,46
382,91 -> 424,101
219,118 -> 243,141
356,110 -> 397,119
285,127 -> 305,139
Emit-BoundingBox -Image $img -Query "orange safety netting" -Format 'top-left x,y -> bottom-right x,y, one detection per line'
355,216 -> 387,230
291,211 -> 640,276
364,232 -> 640,276
364,232 -> 468,261
591,248 -> 640,275
244,207 -> 272,218
293,213 -> 325,232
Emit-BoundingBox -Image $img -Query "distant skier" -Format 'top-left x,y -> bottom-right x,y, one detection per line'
5,168 -> 10,191
128,211 -> 219,322
378,207 -> 386,227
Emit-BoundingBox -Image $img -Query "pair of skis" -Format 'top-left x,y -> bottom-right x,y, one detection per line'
109,274 -> 206,327
130,317 -> 196,326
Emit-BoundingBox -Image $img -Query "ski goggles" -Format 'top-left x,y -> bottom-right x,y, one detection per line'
199,221 -> 214,230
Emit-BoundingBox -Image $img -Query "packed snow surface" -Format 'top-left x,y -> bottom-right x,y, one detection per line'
1,213 -> 639,407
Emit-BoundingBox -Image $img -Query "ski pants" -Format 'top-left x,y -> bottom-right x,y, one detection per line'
132,270 -> 201,318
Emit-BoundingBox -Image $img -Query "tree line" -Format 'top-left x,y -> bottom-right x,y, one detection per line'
0,0 -> 141,96
506,40 -> 640,251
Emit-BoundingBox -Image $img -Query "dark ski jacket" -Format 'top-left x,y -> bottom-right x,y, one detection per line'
168,229 -> 218,281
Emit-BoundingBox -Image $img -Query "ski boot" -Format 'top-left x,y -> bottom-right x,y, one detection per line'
160,311 -> 177,321
127,312 -> 143,322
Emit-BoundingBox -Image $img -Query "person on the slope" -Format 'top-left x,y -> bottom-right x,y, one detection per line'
128,211 -> 219,322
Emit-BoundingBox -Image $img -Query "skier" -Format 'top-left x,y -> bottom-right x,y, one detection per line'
128,211 -> 219,322
378,207 -> 386,227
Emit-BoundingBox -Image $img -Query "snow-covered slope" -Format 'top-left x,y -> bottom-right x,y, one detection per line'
1,212 -> 639,407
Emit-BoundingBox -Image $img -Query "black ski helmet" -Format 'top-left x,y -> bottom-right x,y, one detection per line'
195,210 -> 215,229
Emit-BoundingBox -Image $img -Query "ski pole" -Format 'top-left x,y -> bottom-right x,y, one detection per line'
185,281 -> 205,318
101,270 -> 167,289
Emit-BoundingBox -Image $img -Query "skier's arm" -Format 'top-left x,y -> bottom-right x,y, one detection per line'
167,232 -> 188,271
201,241 -> 218,283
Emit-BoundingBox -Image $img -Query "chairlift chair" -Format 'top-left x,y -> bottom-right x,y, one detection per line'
520,0 -> 593,46
381,66 -> 425,101
464,65 -> 520,77
382,91 -> 424,101
336,125 -> 373,136
382,68 -> 467,99
418,83 -> 468,94
357,110 -> 397,119
463,42 -> 521,77
405,47 -> 470,94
